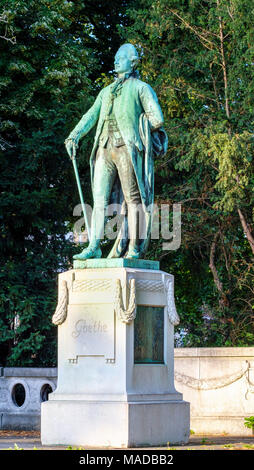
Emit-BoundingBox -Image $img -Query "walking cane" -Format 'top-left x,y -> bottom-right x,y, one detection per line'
66,140 -> 91,241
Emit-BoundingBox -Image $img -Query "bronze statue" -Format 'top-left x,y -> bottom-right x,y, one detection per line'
65,44 -> 167,260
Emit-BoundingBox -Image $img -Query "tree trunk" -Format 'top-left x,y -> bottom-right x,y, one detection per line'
209,231 -> 229,308
237,208 -> 254,255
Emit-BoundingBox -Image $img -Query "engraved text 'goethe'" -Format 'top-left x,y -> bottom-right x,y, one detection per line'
72,319 -> 108,338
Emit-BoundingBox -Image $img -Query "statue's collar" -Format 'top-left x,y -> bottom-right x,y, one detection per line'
110,71 -> 132,99
115,71 -> 133,81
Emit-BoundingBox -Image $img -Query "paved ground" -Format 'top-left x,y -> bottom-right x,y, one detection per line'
0,430 -> 254,450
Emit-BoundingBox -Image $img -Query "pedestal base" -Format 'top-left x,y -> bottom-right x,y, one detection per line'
41,266 -> 190,447
41,399 -> 189,447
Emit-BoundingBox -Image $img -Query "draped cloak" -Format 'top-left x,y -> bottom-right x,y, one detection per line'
68,77 -> 168,257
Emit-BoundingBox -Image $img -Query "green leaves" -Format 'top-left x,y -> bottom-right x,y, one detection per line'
124,0 -> 254,346
1,0 -> 253,363
0,0 -> 132,366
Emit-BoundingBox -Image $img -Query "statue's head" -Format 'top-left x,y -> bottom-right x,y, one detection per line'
114,43 -> 139,76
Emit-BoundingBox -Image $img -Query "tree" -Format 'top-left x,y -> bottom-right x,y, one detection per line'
0,0 -> 133,366
123,0 -> 254,346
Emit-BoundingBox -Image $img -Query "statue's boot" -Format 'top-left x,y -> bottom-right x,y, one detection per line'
73,206 -> 105,260
73,245 -> 102,260
125,245 -> 140,259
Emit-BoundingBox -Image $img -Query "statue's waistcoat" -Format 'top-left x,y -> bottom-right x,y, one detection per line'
93,78 -> 147,156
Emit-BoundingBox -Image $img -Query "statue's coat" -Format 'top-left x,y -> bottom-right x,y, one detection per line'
69,77 -> 167,256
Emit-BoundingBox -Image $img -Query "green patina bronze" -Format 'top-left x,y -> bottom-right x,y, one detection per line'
65,44 -> 167,262
73,258 -> 160,270
134,305 -> 164,364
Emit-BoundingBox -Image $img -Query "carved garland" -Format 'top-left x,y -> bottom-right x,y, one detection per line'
114,278 -> 136,324
245,362 -> 254,399
174,360 -> 251,391
72,279 -> 112,292
127,277 -> 164,292
52,280 -> 68,326
51,275 -> 180,327
164,276 -> 180,326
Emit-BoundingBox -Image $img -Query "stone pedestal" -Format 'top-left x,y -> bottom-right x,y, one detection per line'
41,262 -> 189,447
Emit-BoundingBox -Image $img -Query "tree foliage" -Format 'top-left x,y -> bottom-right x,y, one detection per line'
0,0 -> 253,366
0,0 -> 132,366
123,0 -> 254,346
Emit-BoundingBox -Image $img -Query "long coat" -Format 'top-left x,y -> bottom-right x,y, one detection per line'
68,77 -> 167,257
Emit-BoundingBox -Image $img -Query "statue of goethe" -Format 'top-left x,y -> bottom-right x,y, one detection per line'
65,44 -> 167,260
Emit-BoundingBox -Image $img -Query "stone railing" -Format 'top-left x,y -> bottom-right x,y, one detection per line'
0,368 -> 57,430
174,347 -> 254,436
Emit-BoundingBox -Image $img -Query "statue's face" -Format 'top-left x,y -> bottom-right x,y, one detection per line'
114,48 -> 132,74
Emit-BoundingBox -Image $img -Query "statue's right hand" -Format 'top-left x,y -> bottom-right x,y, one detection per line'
65,138 -> 77,159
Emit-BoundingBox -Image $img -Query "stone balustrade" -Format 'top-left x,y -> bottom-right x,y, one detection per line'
175,347 -> 254,436
0,368 -> 57,430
